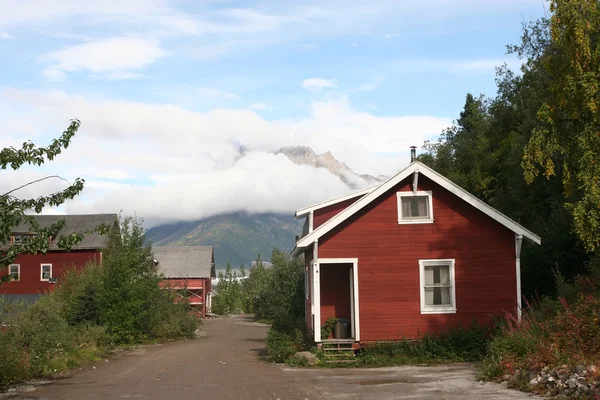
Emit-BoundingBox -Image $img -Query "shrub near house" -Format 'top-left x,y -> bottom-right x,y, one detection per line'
482,268 -> 600,397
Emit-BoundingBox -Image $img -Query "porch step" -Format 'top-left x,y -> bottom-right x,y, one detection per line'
324,359 -> 356,364
320,341 -> 357,364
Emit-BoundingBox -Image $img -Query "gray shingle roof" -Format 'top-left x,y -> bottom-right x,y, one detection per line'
153,246 -> 215,279
5,214 -> 118,250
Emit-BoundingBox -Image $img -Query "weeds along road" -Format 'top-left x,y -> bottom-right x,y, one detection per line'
5,315 -> 536,400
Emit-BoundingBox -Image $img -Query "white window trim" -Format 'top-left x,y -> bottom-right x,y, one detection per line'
397,190 -> 434,224
40,264 -> 52,281
419,258 -> 456,314
9,264 -> 20,281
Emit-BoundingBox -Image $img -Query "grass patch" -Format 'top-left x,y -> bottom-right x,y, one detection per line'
353,322 -> 492,367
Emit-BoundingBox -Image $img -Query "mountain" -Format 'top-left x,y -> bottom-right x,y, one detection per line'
145,212 -> 303,269
147,145 -> 386,269
274,146 -> 386,189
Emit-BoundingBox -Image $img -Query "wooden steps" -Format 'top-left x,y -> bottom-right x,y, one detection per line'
321,342 -> 357,364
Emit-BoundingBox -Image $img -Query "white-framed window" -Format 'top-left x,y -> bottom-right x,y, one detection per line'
419,259 -> 456,314
9,264 -> 20,281
40,264 -> 52,281
397,191 -> 434,224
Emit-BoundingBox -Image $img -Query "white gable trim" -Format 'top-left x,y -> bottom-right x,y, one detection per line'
296,161 -> 541,249
294,185 -> 378,218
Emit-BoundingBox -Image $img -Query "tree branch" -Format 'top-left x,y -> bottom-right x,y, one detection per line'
1,175 -> 70,198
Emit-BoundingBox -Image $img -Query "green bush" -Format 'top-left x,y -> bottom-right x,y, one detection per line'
358,322 -> 492,366
0,295 -> 107,390
266,324 -> 311,363
53,263 -> 103,326
254,250 -> 305,324
95,217 -> 198,343
253,250 -> 312,362
266,329 -> 297,362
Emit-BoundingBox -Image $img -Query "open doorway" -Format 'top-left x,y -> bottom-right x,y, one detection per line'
316,258 -> 359,342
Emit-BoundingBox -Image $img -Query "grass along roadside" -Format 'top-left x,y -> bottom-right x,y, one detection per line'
266,320 -> 493,368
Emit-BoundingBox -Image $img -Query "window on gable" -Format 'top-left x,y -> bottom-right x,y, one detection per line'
13,235 -> 22,245
397,191 -> 433,224
419,259 -> 456,314
9,264 -> 19,281
41,264 -> 52,281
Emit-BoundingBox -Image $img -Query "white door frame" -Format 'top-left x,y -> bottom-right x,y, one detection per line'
314,258 -> 360,342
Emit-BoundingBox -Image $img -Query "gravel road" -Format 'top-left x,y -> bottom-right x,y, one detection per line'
3,314 -> 536,400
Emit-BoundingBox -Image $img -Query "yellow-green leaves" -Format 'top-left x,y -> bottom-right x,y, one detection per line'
523,0 -> 600,251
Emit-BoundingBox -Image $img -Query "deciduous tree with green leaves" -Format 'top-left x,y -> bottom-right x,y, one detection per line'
0,120 -> 107,282
420,12 -> 595,296
522,0 -> 600,251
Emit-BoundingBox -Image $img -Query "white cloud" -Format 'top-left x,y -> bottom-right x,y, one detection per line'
249,102 -> 273,111
0,0 -> 199,37
42,37 -> 165,80
357,76 -> 385,92
392,58 -> 522,74
0,89 -> 450,225
302,78 -> 339,92
0,0 -> 546,64
0,31 -> 13,39
197,88 -> 240,99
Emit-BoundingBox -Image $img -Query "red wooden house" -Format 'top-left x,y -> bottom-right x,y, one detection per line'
0,214 -> 119,303
293,157 -> 541,345
154,246 -> 216,318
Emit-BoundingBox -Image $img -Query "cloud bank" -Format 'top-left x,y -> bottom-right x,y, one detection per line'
0,89 -> 450,226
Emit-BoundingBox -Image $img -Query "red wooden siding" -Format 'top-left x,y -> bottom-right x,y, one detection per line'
319,263 -> 351,329
317,175 -> 516,341
0,250 -> 102,295
313,196 -> 364,229
160,278 -> 211,318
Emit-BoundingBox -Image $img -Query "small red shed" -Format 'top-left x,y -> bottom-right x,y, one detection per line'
154,246 -> 216,318
293,160 -> 541,345
0,214 -> 119,303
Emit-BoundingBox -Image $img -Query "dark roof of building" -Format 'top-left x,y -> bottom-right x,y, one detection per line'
153,246 -> 216,279
4,214 -> 118,251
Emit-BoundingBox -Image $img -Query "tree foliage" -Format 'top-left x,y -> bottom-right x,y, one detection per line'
212,262 -> 246,315
421,4 -> 599,295
211,249 -> 305,326
521,0 -> 600,251
95,216 -> 197,343
0,120 -> 108,279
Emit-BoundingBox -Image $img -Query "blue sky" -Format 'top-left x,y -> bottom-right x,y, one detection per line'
0,0 -> 547,224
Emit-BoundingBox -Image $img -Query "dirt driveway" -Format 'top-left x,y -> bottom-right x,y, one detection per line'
4,315 -> 536,399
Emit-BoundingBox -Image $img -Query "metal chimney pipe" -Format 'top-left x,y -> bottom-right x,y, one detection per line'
410,146 -> 417,162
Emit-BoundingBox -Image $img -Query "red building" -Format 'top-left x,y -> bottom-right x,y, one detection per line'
293,158 -> 541,345
154,246 -> 216,318
0,214 -> 119,303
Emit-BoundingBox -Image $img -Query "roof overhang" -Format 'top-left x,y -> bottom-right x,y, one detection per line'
295,161 -> 541,254
294,185 -> 378,219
